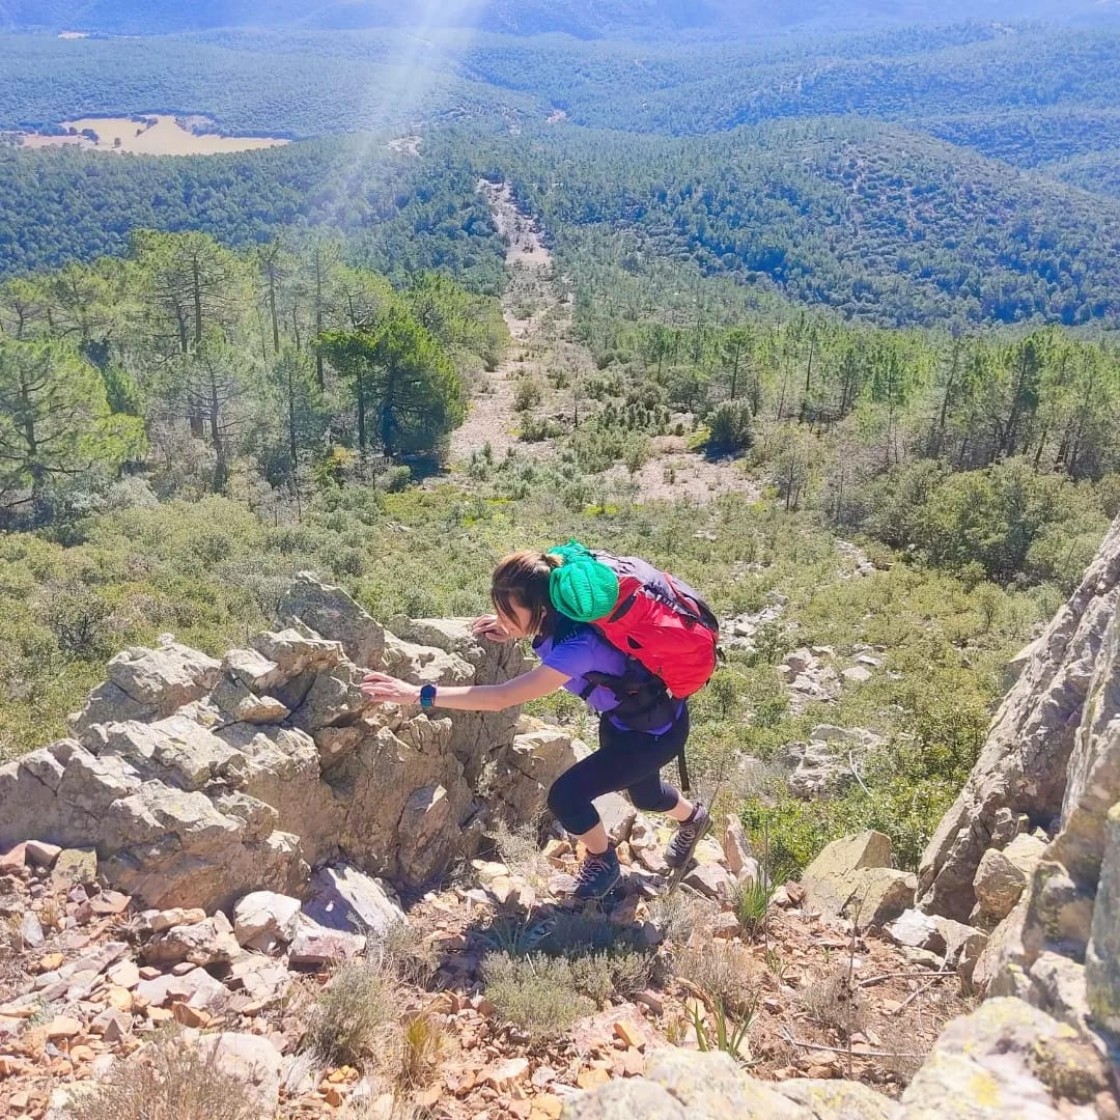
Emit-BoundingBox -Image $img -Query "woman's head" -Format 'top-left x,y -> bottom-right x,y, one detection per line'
490,549 -> 560,639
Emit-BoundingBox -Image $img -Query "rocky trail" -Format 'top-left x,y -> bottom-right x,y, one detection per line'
451,183 -> 760,506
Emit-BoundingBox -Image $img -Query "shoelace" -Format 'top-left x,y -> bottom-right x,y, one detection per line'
576,855 -> 611,885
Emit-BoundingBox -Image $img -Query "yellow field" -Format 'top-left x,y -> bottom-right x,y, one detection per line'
23,115 -> 288,156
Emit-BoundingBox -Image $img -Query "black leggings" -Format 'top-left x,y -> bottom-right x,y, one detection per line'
547,706 -> 690,835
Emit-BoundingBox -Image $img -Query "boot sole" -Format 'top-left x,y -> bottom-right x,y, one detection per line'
664,816 -> 712,871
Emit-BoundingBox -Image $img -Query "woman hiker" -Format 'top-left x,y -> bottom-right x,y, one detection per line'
359,548 -> 712,901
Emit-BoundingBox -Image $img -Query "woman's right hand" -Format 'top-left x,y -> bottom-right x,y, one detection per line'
472,615 -> 513,643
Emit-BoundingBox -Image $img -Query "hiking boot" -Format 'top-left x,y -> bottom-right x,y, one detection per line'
573,847 -> 622,901
665,803 -> 711,870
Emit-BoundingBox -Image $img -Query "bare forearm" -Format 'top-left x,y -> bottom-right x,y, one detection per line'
428,683 -> 512,712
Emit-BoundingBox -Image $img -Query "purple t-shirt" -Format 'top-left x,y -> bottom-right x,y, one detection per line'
534,626 -> 682,733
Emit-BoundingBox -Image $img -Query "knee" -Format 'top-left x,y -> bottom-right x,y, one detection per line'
547,773 -> 597,835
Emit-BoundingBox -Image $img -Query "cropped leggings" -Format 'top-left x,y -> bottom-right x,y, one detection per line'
547,706 -> 690,835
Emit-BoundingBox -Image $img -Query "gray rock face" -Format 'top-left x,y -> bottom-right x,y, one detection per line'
918,515 -> 1120,922
0,575 -> 563,911
898,998 -> 1112,1118
280,571 -> 386,670
1086,801 -> 1120,1035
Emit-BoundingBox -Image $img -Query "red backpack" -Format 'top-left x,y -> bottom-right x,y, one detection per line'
551,543 -> 720,699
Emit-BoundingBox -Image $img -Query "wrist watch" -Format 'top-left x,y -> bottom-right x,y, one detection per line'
419,683 -> 437,710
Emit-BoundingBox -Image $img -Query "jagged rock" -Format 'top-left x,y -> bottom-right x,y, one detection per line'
801,833 -> 915,927
303,864 -> 405,940
142,910 -> 240,967
136,966 -> 230,1012
288,915 -> 366,967
841,665 -> 873,684
972,833 -> 1047,926
721,815 -> 753,878
1086,799 -> 1120,1035
973,541 -> 1120,1029
1028,952 -> 1094,1035
918,515 -> 1120,921
806,831 -> 893,876
69,640 -> 222,733
885,910 -> 987,983
683,862 -> 734,901
386,616 -> 529,779
989,807 -> 1031,850
280,572 -> 386,670
897,998 -> 1112,1117
233,891 -> 302,951
0,578 -> 569,911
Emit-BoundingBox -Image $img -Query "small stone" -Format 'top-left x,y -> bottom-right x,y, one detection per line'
89,891 -> 131,916
577,1067 -> 611,1090
483,1057 -> 529,1091
172,1002 -> 211,1028
25,841 -> 62,869
842,665 -> 873,684
635,989 -> 664,1015
20,912 -> 45,949
533,1095 -> 563,1120
52,848 -> 98,888
45,1015 -> 83,1040
147,1007 -> 174,1023
107,986 -> 134,1013
91,1008 -> 132,1043
710,912 -> 741,939
38,952 -> 64,973
613,1019 -> 645,1050
108,960 -> 140,989
9,1089 -> 30,1112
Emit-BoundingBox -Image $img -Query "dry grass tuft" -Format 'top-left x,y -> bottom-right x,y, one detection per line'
392,1013 -> 444,1091
676,940 -> 760,1016
800,964 -> 867,1039
482,951 -> 596,1040
303,959 -> 397,1069
63,1033 -> 258,1120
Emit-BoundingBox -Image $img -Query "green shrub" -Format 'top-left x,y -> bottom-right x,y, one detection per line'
706,400 -> 754,456
482,952 -> 595,1040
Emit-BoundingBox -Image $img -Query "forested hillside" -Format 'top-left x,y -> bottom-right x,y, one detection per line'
498,119 -> 1120,328
0,140 -> 508,290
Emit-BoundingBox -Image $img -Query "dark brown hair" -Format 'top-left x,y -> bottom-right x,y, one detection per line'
490,550 -> 561,636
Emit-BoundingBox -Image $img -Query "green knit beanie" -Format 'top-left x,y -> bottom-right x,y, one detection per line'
546,540 -> 619,622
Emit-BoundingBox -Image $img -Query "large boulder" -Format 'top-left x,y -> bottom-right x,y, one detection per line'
800,832 -> 916,927
567,1001 -> 1114,1120
918,515 -> 1120,922
897,998 -> 1113,1118
972,833 -> 1047,927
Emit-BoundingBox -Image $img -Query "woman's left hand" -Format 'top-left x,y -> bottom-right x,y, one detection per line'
360,672 -> 421,705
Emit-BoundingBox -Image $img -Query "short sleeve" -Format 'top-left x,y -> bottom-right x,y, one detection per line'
537,631 -> 599,681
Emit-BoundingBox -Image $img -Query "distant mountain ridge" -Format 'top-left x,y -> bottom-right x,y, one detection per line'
1,0 -> 1116,38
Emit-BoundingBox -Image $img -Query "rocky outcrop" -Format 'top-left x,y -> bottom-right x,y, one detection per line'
565,1000 -> 1115,1120
917,514 -> 1120,1062
918,516 -> 1120,922
0,575 -> 575,912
